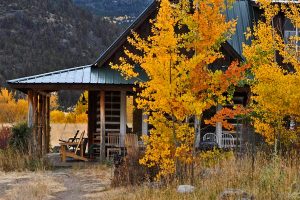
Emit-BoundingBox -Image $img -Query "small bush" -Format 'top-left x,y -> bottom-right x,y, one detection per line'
0,148 -> 48,172
50,110 -> 65,123
9,122 -> 31,153
197,149 -> 234,168
0,126 -> 11,149
112,151 -> 149,187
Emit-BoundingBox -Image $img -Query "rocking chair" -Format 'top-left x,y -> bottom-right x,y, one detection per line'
60,130 -> 88,162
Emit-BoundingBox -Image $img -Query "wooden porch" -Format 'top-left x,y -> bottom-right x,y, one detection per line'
7,65 -> 148,161
18,88 -> 147,162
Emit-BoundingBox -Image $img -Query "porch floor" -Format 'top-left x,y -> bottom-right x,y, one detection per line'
46,153 -> 100,168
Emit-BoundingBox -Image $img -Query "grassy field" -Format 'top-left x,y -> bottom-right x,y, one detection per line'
122,154 -> 300,200
0,153 -> 299,200
1,123 -> 299,199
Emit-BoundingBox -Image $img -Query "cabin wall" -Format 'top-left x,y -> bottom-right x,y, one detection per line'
88,90 -> 135,160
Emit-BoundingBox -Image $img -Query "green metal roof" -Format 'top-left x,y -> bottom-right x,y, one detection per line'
93,0 -> 253,67
7,65 -> 147,85
226,0 -> 252,57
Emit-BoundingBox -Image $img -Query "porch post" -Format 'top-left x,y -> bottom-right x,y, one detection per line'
120,91 -> 127,147
33,92 -> 38,155
27,90 -> 34,155
133,95 -> 143,137
100,91 -> 106,161
46,96 -> 50,153
38,94 -> 43,156
42,95 -> 47,155
216,105 -> 223,148
27,90 -> 34,128
142,112 -> 148,136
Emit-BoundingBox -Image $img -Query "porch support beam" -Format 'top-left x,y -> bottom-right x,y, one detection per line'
27,90 -> 34,128
99,91 -> 106,162
38,94 -> 43,156
33,92 -> 38,156
142,112 -> 148,136
120,91 -> 126,147
46,96 -> 50,153
216,105 -> 223,147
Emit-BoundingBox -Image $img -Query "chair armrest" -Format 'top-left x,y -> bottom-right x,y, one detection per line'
60,142 -> 81,146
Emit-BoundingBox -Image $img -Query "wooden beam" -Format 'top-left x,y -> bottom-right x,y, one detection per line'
133,95 -> 142,138
46,96 -> 50,153
142,112 -> 148,136
216,105 -> 223,147
42,95 -> 47,155
33,92 -> 38,156
88,91 -> 96,159
100,91 -> 106,162
27,90 -> 34,128
8,83 -> 136,92
120,91 -> 127,147
38,94 -> 43,156
38,91 -> 51,97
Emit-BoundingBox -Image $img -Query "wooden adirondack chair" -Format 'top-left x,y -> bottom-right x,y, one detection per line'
60,130 -> 88,162
59,130 -> 80,143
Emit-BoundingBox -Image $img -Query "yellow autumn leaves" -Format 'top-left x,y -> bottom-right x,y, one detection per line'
0,88 -> 28,123
0,88 -> 87,124
112,0 -> 249,178
244,0 -> 300,146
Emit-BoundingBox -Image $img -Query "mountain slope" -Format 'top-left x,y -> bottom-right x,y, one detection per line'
73,0 -> 153,17
0,0 -> 122,86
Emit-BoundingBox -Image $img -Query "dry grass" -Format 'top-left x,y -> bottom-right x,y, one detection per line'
0,152 -> 298,200
0,126 -> 11,149
0,172 -> 66,200
0,148 -> 48,172
117,153 -> 300,200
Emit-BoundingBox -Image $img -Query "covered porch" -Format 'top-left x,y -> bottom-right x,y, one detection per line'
7,65 -> 148,162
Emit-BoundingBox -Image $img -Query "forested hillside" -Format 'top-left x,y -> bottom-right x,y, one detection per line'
73,0 -> 153,17
0,0 -> 121,87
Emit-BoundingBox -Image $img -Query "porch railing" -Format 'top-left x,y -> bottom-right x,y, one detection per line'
203,132 -> 237,149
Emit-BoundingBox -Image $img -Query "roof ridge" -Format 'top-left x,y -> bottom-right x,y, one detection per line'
92,0 -> 157,68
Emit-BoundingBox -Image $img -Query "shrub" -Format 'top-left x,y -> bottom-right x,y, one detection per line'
50,110 -> 65,123
197,149 -> 234,168
0,126 -> 11,149
0,148 -> 48,172
9,122 -> 32,153
75,113 -> 88,123
0,88 -> 28,123
112,151 -> 150,187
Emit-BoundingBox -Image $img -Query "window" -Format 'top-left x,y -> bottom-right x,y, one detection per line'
284,18 -> 300,58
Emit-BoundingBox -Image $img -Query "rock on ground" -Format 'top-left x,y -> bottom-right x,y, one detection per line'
177,185 -> 195,194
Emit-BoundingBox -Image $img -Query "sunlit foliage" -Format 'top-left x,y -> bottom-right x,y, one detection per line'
244,0 -> 300,146
112,0 -> 249,178
50,91 -> 88,124
0,88 -> 28,123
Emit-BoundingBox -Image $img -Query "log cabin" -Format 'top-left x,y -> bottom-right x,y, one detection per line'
7,0 -> 286,161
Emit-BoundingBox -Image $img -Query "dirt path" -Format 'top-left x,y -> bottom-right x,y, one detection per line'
0,166 -> 124,200
53,168 -> 111,200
